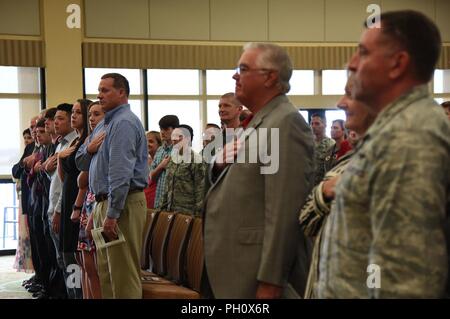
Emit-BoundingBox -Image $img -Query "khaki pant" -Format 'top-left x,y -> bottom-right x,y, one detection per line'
93,192 -> 146,299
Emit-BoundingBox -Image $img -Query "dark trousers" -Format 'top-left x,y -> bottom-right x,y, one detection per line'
33,209 -> 52,290
48,212 -> 75,298
29,195 -> 67,298
200,266 -> 215,299
62,252 -> 83,299
27,211 -> 42,284
42,209 -> 67,298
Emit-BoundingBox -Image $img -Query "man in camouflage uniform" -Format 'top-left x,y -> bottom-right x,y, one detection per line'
317,10 -> 450,298
311,113 -> 335,186
158,125 -> 207,216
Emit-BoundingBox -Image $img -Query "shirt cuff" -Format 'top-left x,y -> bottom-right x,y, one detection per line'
76,152 -> 93,171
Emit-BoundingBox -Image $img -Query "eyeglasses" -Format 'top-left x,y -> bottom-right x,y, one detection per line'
235,66 -> 272,75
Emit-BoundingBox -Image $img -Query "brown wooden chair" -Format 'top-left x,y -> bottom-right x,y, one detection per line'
165,213 -> 194,283
142,213 -> 193,289
184,217 -> 204,292
147,211 -> 176,275
142,217 -> 203,299
140,209 -> 158,270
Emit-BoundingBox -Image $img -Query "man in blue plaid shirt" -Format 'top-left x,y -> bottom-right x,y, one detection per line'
149,115 -> 179,209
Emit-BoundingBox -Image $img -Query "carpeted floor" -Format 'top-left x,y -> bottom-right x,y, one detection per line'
0,255 -> 33,299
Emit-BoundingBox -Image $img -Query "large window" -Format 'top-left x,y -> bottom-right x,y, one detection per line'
147,69 -> 202,151
434,70 -> 450,94
0,99 -> 21,175
325,110 -> 346,138
206,100 -> 221,127
299,110 -> 309,122
83,67 -> 448,153
0,67 -> 41,177
148,69 -> 199,95
289,70 -> 314,95
0,182 -> 19,250
206,70 -> 235,95
0,66 -> 41,252
432,69 -> 450,106
322,70 -> 347,95
148,100 -> 202,151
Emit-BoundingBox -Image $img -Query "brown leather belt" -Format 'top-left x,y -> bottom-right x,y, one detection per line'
95,188 -> 143,202
95,193 -> 108,202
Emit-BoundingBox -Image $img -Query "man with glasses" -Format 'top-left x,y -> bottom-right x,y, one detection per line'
202,42 -> 314,299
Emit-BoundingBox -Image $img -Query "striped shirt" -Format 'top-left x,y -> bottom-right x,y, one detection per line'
150,143 -> 172,209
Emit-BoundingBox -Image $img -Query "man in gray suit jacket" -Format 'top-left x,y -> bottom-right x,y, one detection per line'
203,42 -> 314,299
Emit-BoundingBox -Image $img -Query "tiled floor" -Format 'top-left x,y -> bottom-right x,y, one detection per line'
0,255 -> 33,299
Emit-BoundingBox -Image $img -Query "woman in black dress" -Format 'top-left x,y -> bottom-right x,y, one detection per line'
57,99 -> 90,298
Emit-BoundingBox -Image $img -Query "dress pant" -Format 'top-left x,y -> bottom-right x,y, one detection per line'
43,210 -> 67,299
27,209 -> 42,284
32,204 -> 51,291
47,212 -> 74,298
62,252 -> 82,299
93,191 -> 146,299
200,266 -> 215,299
47,212 -> 65,270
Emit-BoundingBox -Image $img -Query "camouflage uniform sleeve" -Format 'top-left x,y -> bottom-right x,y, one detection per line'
193,161 -> 207,216
313,139 -> 335,186
368,130 -> 448,298
158,161 -> 171,211
313,152 -> 325,186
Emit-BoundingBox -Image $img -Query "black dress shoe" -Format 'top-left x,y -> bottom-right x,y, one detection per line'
27,285 -> 43,293
25,281 -> 42,290
24,283 -> 34,290
32,292 -> 49,299
22,275 -> 36,287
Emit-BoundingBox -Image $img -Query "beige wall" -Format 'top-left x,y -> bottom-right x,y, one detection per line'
85,0 -> 150,38
1,0 -> 449,42
0,0 -> 450,43
436,0 -> 450,42
42,0 -> 84,106
150,0 -> 210,40
82,0 -> 450,42
0,0 -> 41,36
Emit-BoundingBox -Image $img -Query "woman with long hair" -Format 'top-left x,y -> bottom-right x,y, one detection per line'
72,101 -> 105,299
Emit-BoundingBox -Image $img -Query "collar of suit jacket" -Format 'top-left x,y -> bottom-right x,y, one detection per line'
245,94 -> 289,130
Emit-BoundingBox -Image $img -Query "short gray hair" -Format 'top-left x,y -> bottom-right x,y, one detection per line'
243,42 -> 292,94
220,92 -> 242,107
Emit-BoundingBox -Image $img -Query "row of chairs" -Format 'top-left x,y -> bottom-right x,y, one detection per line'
140,210 -> 204,299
